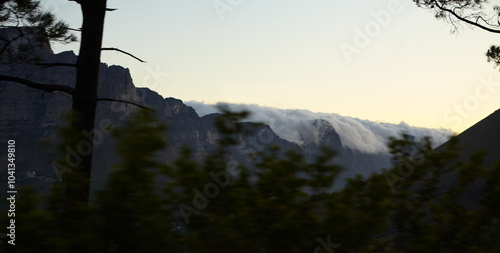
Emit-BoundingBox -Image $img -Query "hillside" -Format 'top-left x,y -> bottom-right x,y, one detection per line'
0,47 -> 395,197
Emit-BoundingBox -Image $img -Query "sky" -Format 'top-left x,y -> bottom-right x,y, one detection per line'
45,0 -> 500,134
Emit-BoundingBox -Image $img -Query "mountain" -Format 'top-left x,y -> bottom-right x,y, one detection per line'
0,68 -> 389,196
404,108 -> 499,210
438,109 -> 500,167
186,102 -> 453,154
0,31 -> 425,197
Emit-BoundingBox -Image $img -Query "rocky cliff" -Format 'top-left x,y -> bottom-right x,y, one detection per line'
0,38 -> 391,196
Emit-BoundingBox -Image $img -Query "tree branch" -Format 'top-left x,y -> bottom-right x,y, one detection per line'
68,27 -> 82,32
0,74 -> 74,94
97,98 -> 154,111
35,62 -> 77,68
101,47 -> 146,63
435,2 -> 500,33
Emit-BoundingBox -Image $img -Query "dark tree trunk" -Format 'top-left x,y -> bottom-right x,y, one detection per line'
0,1 -> 110,227
65,0 -> 107,208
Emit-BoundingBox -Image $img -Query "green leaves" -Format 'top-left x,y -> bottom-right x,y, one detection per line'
3,109 -> 500,252
387,134 -> 500,253
94,110 -> 172,253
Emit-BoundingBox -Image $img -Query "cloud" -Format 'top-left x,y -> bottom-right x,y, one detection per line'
185,101 -> 454,154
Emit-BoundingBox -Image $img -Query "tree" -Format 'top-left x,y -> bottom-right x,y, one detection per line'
385,134 -> 500,252
4,108 -> 500,252
411,0 -> 500,69
1,110 -> 173,253
160,109 -> 393,252
0,0 -> 76,63
0,1 -> 146,220
93,110 -> 174,253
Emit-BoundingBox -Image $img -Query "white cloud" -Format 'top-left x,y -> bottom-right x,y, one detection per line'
185,101 -> 454,154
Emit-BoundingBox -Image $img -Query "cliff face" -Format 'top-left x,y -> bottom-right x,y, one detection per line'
298,119 -> 391,188
0,41 -> 391,195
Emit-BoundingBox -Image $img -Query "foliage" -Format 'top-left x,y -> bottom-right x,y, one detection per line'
412,0 -> 499,31
411,0 -> 500,70
486,45 -> 500,68
2,110 -> 500,252
92,110 -> 174,253
386,134 -> 500,252
0,0 -> 76,63
0,0 -> 76,43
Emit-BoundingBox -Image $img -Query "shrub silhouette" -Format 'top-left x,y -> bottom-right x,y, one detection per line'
2,110 -> 500,252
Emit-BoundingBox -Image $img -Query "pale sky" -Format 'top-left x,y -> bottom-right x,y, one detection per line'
46,0 -> 500,133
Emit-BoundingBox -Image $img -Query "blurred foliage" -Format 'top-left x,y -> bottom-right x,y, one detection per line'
386,134 -> 500,252
1,110 -> 500,252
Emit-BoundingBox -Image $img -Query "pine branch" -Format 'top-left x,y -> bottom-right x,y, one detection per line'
0,74 -> 74,94
35,62 -> 77,68
435,1 -> 500,33
68,27 -> 82,32
101,47 -> 146,63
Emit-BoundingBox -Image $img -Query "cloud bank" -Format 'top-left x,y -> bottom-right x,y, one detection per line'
185,101 -> 454,154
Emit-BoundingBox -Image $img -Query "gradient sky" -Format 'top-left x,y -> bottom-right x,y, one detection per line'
46,0 -> 500,133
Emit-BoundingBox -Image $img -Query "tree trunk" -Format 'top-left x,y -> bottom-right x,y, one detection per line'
65,0 -> 107,208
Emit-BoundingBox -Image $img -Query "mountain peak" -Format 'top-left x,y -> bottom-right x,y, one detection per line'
299,119 -> 343,150
438,108 -> 500,167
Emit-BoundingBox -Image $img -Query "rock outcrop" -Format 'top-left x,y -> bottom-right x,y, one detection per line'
0,35 -> 391,197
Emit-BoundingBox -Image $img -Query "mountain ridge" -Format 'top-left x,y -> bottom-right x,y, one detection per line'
0,35 -> 448,196
186,101 -> 453,153
437,108 -> 500,167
